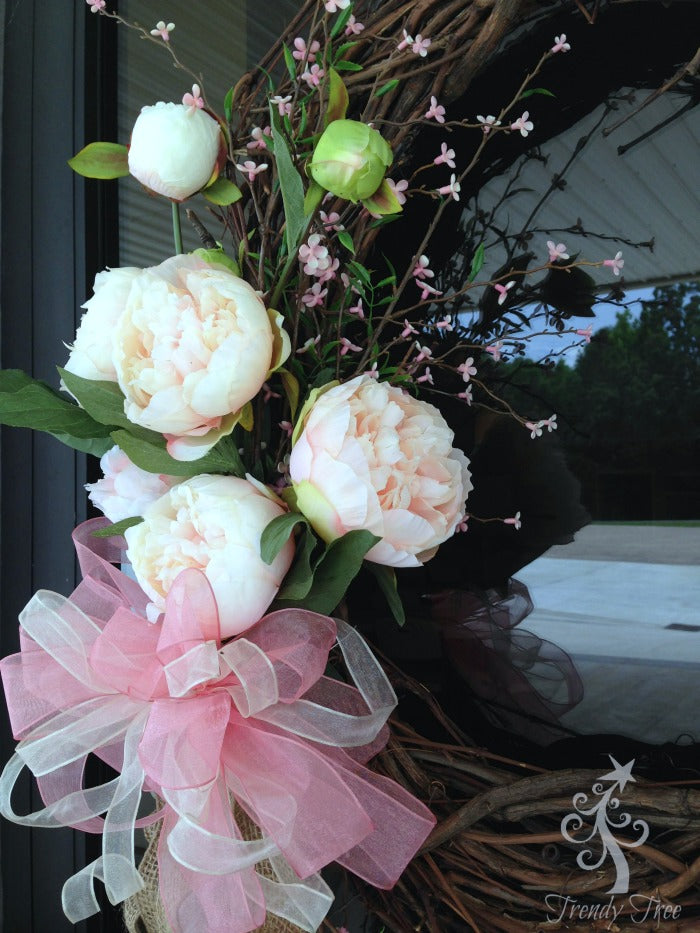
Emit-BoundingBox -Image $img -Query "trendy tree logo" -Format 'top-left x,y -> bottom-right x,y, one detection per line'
561,757 -> 650,894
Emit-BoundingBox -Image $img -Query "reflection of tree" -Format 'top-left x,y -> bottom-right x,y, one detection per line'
499,283 -> 700,518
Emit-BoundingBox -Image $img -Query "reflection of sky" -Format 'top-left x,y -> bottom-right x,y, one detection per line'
520,287 -> 651,362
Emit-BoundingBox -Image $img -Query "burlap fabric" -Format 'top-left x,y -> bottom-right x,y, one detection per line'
123,803 -> 304,933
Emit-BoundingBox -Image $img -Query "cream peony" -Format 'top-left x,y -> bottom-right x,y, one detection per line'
128,101 -> 222,201
124,475 -> 295,637
289,375 -> 472,568
86,446 -> 179,523
64,267 -> 140,381
65,254 -> 289,460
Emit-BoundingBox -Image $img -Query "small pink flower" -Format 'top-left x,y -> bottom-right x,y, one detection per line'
397,29 -> 414,52
340,272 -> 360,294
247,126 -> 271,150
437,174 -> 460,201
576,325 -> 593,344
401,320 -> 418,338
320,210 -> 343,231
318,257 -> 340,284
416,367 -> 434,385
425,96 -> 446,123
348,298 -> 365,319
414,342 -> 433,364
542,414 -> 557,432
292,37 -> 320,62
387,178 -> 408,205
412,35 -> 431,57
302,283 -> 327,308
325,0 -> 350,11
435,315 -> 453,331
485,341 -> 503,361
526,421 -> 543,439
299,234 -> 331,277
236,160 -> 268,183
551,34 -> 571,54
364,362 -> 379,379
458,357 -> 477,382
547,240 -> 570,262
296,336 -> 321,355
456,517 -> 469,533
458,386 -> 473,404
271,94 -> 292,117
150,20 -> 174,41
495,280 -> 515,306
302,64 -> 325,88
477,114 -> 501,134
504,511 -> 522,530
434,142 -> 456,169
413,255 -> 434,280
510,111 -> 534,137
262,383 -> 281,402
280,420 -> 293,438
86,0 -> 106,11
418,281 -> 443,301
182,84 -> 205,112
340,337 -> 362,356
345,15 -> 365,36
603,251 -> 624,275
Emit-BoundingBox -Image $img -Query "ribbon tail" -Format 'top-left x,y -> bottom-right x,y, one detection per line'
258,855 -> 333,932
62,712 -> 149,921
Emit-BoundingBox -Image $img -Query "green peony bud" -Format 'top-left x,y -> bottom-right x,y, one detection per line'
309,120 -> 393,203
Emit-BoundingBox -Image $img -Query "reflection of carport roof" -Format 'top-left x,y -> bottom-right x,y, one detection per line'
478,90 -> 700,291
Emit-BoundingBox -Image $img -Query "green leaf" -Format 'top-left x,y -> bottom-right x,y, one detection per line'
346,261 -> 372,289
58,370 -> 162,443
68,142 -> 130,180
337,230 -> 355,254
0,369 -> 114,456
111,429 -> 244,478
193,246 -> 240,277
279,368 -> 300,419
303,179 -> 325,217
520,87 -> 556,100
91,516 -> 143,539
279,530 -> 380,614
333,60 -> 363,72
333,41 -> 358,59
325,68 -> 349,126
375,79 -> 399,98
260,512 -> 309,564
330,4 -> 354,39
203,177 -> 243,206
361,178 -> 402,216
269,105 -> 306,254
282,43 -> 297,82
367,563 -> 405,626
277,526 -> 319,600
224,87 -> 235,123
468,243 -> 485,282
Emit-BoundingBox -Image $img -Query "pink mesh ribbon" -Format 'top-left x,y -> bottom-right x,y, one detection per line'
0,519 -> 435,933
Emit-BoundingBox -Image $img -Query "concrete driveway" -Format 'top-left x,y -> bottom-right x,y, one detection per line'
515,525 -> 700,744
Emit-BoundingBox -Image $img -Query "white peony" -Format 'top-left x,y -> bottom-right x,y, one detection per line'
128,101 -> 222,201
124,475 -> 295,638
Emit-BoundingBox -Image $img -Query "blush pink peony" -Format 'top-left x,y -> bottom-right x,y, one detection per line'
124,474 -> 295,637
289,375 -> 472,568
85,445 -> 180,523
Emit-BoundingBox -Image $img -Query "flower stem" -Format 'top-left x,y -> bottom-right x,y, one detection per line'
172,201 -> 183,254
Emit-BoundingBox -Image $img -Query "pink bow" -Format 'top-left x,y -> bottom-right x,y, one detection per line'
0,519 -> 435,932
